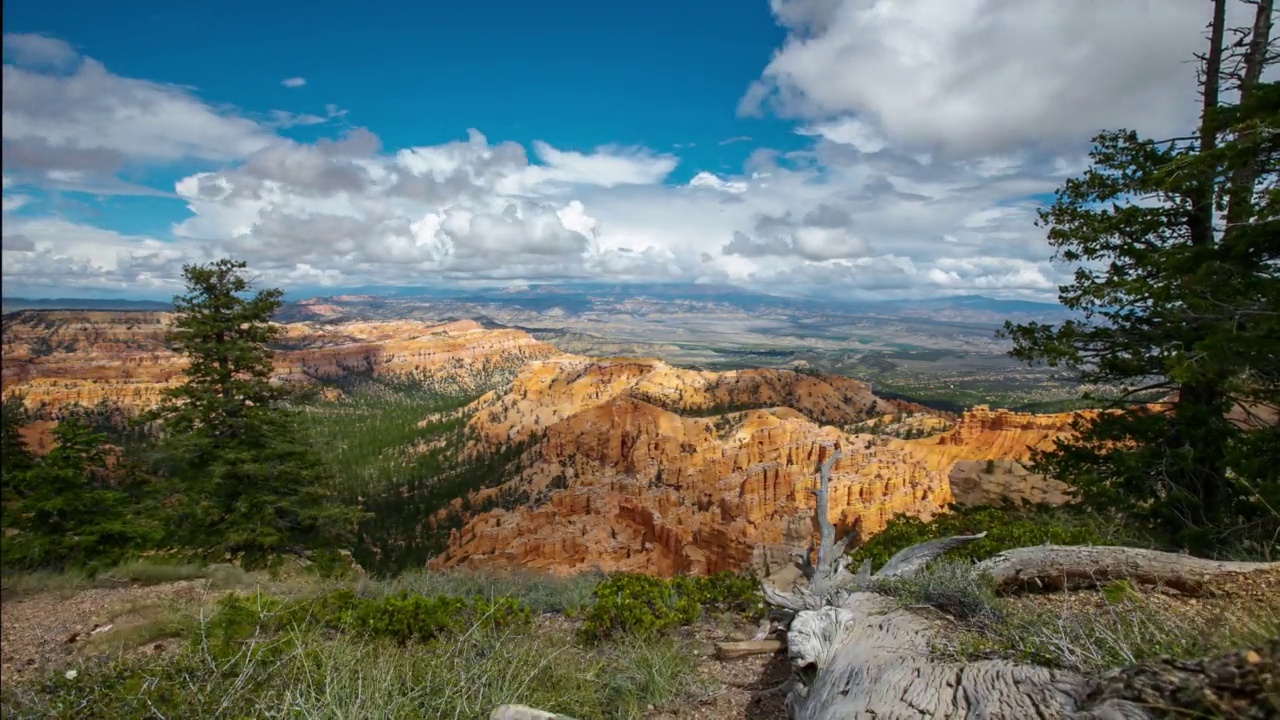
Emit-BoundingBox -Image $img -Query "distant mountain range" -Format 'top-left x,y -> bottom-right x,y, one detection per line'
1,297 -> 173,312
2,285 -> 1070,326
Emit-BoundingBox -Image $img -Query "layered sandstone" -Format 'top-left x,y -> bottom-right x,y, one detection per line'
430,357 -> 949,576
906,404 -> 1085,470
898,404 -> 1081,507
2,311 -> 560,414
464,355 -> 899,447
430,366 -> 1092,577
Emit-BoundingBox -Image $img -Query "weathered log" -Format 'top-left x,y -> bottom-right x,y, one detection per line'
975,544 -> 1280,594
783,596 -> 1088,719
715,639 -> 785,660
765,443 -> 1280,719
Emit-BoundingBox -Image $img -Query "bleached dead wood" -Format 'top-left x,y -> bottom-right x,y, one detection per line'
975,544 -> 1279,593
765,442 -> 1280,719
715,639 -> 785,660
490,705 -> 572,720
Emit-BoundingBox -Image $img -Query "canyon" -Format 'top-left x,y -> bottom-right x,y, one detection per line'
2,310 -> 1080,576
429,358 -> 1080,576
1,311 -> 558,413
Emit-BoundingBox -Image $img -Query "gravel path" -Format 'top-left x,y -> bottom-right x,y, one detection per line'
1,580 -> 208,683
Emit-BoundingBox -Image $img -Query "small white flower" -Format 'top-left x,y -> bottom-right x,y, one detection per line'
64,670 -> 78,680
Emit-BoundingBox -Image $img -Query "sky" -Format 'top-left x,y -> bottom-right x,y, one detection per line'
0,0 -> 1232,301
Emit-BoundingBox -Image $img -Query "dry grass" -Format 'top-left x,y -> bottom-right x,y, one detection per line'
876,561 -> 1280,675
2,610 -> 705,719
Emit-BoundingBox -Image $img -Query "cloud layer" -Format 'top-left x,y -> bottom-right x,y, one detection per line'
0,2 -> 1225,300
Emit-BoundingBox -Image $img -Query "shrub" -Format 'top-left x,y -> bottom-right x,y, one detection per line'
579,571 -> 762,642
200,588 -> 535,651
873,561 -> 1003,625
372,567 -> 602,615
848,503 -> 1148,570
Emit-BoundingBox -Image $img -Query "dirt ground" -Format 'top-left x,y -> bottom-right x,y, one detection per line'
1,580 -> 210,683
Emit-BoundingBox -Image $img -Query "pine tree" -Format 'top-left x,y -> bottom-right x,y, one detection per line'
0,394 -> 35,534
149,259 -> 364,568
1,394 -> 34,476
1,417 -> 149,570
1000,0 -> 1278,554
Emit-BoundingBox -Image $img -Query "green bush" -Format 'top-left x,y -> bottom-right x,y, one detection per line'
848,503 -> 1148,570
872,561 -> 1003,625
579,572 -> 762,642
373,567 -> 602,615
201,588 -> 535,651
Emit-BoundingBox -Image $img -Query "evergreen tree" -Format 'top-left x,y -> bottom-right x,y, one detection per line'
1,395 -> 35,533
149,259 -> 363,568
1,417 -> 149,570
1,394 -> 34,476
1001,0 -> 1278,554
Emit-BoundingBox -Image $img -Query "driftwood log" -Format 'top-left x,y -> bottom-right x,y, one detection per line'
763,443 -> 1280,719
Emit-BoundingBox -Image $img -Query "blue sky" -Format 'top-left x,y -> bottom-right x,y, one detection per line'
1,0 -> 1211,300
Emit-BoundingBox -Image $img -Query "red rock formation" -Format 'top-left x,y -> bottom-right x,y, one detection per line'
430,358 -> 951,576
2,311 -> 559,415
910,404 -> 1085,469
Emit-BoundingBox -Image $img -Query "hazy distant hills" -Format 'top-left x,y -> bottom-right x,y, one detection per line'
3,285 -> 1070,326
2,284 -> 1083,417
1,298 -> 173,313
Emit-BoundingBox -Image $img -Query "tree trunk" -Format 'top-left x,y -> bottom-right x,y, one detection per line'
975,544 -> 1278,593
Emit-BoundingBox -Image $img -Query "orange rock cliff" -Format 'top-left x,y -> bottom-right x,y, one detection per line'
428,359 -> 1078,577
2,311 -> 558,412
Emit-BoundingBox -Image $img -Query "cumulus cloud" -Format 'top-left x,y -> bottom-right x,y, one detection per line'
2,5 -> 1226,300
0,33 -> 311,192
741,0 -> 1218,157
688,171 -> 747,194
3,33 -> 79,70
0,217 -> 207,290
2,234 -> 36,251
281,77 -> 307,88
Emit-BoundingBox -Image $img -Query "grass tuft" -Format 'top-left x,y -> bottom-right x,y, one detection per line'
368,567 -> 603,615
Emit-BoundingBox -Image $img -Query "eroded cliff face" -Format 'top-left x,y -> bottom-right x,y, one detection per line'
904,404 -> 1085,470
430,369 -> 1087,577
430,358 -> 952,576
1,311 -> 559,413
898,404 -> 1081,507
4,312 -> 1084,577
463,355 -> 900,447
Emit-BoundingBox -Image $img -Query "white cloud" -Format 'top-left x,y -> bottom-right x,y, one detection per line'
688,171 -> 747,194
3,55 -> 275,164
281,77 -> 307,88
507,141 -> 678,191
742,0 -> 1218,157
3,8 -> 1227,301
3,33 -> 78,70
0,217 -> 207,291
1,194 -> 30,213
798,117 -> 886,153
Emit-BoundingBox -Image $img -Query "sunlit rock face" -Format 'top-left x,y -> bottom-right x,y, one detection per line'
431,357 -> 960,576
2,311 -> 560,414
